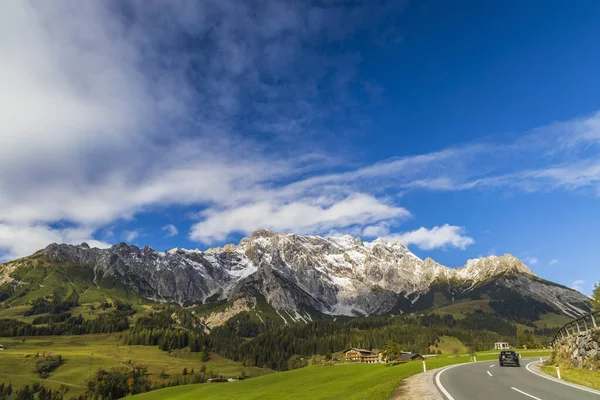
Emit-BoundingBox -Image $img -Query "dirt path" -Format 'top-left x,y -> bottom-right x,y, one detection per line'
392,368 -> 443,400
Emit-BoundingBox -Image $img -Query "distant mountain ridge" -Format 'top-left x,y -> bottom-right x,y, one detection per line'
0,229 -> 591,324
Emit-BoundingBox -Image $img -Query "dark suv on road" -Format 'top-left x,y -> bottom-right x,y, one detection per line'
499,350 -> 520,367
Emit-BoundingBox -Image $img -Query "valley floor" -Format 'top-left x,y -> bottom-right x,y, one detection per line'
129,351 -> 551,400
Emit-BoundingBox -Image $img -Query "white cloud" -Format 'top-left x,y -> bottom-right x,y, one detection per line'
384,224 -> 475,250
162,224 -> 179,238
524,257 -> 539,265
362,223 -> 391,237
549,259 -> 559,265
190,194 -> 410,243
0,223 -> 110,261
572,279 -> 585,292
124,231 -> 139,242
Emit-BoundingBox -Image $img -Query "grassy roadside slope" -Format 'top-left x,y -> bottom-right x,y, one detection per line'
542,365 -> 600,391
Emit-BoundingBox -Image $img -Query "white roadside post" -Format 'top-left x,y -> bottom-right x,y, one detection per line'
423,360 -> 427,372
474,355 -> 477,363
556,366 -> 561,380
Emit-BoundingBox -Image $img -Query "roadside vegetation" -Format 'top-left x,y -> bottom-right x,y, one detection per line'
542,365 -> 600,391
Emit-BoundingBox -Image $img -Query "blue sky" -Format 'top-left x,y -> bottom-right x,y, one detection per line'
1,1 -> 600,294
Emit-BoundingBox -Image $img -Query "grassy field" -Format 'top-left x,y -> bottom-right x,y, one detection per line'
542,365 -> 600,391
129,350 -> 552,400
534,312 -> 572,328
429,336 -> 468,354
0,334 -> 269,396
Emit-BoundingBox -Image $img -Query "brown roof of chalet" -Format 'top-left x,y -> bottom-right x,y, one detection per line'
343,348 -> 372,354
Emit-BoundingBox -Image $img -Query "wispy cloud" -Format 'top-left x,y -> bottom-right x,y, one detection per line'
162,224 -> 179,238
2,1 -> 600,259
362,223 -> 391,238
549,259 -> 560,265
524,256 -> 539,265
572,279 -> 585,291
384,224 -> 475,250
124,231 -> 139,243
190,194 -> 410,243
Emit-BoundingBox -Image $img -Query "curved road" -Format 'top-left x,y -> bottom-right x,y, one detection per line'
435,358 -> 600,400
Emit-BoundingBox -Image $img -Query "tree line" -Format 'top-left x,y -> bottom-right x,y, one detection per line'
0,312 -> 130,337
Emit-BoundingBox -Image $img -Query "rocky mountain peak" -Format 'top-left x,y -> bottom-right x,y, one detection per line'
10,229 -> 587,320
457,254 -> 535,280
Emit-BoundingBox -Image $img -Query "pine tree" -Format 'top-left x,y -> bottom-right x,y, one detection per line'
593,282 -> 600,310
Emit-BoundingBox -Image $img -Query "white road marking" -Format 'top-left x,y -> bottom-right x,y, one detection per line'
511,387 -> 543,400
435,364 -> 462,400
487,370 -> 493,377
490,364 -> 494,368
525,361 -> 600,395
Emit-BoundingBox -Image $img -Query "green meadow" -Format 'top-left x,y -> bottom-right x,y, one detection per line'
0,334 -> 270,396
129,350 -> 551,400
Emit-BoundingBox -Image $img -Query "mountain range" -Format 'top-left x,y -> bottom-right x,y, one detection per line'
0,229 -> 591,326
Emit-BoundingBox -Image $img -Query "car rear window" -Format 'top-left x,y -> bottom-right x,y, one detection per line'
501,351 -> 515,355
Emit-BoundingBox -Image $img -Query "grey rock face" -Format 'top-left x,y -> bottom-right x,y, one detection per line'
26,230 -> 591,319
553,328 -> 600,370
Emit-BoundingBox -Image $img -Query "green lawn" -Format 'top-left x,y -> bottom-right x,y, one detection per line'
130,350 -> 552,400
0,334 -> 269,396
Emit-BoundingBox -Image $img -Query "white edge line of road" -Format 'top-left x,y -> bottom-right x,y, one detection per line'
435,359 -> 496,400
525,361 -> 600,396
435,363 -> 463,400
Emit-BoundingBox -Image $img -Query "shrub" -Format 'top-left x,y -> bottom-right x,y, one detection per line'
34,354 -> 64,377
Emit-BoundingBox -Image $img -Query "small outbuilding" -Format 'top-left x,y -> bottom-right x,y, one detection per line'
494,342 -> 511,350
399,353 -> 425,362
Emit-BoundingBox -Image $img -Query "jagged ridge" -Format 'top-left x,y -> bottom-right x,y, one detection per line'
0,229 -> 590,321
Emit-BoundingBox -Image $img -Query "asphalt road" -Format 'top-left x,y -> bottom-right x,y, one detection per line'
435,358 -> 600,400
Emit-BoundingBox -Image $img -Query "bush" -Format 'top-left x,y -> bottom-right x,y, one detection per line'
287,355 -> 308,370
35,354 -> 64,377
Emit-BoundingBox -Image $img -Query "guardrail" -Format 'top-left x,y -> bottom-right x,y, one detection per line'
552,310 -> 599,347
